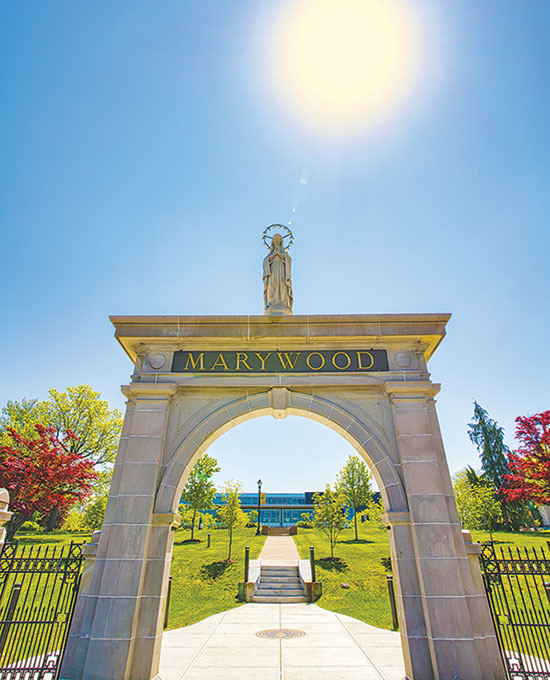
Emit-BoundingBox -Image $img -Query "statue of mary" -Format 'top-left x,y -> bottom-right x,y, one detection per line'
263,232 -> 293,315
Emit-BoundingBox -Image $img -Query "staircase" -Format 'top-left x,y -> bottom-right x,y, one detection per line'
252,565 -> 308,603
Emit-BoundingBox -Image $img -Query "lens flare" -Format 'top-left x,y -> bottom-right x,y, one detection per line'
269,0 -> 422,135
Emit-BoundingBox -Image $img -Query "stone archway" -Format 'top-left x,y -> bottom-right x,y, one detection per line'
61,314 -> 506,680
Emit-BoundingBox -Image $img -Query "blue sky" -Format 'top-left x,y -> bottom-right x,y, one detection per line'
1,1 -> 548,492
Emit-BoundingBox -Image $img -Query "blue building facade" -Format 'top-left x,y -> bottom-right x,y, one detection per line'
182,491 -> 381,527
212,491 -> 317,527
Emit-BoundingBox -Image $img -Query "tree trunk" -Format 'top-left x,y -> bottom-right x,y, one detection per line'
228,527 -> 233,560
191,510 -> 197,540
6,513 -> 28,541
353,506 -> 358,541
501,502 -> 511,531
46,506 -> 59,532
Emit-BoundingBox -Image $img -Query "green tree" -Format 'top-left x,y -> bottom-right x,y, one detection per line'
453,468 -> 503,540
335,455 -> 373,541
83,493 -> 108,531
359,494 -> 384,529
0,399 -> 44,445
468,401 -> 510,490
42,385 -> 123,466
216,481 -> 248,560
312,485 -> 348,559
180,454 -> 220,540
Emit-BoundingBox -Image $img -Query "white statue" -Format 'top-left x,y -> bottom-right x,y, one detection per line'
263,230 -> 293,315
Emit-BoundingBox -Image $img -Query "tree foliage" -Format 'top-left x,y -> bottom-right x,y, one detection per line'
42,385 -> 123,466
467,401 -> 510,490
335,455 -> 373,541
216,481 -> 248,560
180,454 -> 220,540
502,411 -> 550,505
0,425 -> 97,539
359,494 -> 384,529
312,485 -> 348,559
453,468 -> 503,538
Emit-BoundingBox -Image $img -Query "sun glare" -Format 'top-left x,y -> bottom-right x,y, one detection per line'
269,0 -> 422,135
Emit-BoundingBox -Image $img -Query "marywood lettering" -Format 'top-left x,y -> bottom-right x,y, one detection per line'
171,349 -> 389,373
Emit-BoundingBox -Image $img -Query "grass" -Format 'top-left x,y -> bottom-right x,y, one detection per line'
166,527 -> 266,629
293,523 -> 395,630
469,528 -> 550,550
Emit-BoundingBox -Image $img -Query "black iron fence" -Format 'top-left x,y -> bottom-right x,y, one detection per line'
480,541 -> 550,679
0,540 -> 83,679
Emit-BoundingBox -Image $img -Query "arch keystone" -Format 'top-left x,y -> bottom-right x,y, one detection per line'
268,387 -> 290,418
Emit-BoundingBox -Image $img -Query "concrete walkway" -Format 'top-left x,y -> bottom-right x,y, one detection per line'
258,535 -> 300,565
159,603 -> 406,680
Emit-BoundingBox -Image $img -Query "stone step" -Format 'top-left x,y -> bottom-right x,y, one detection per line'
260,568 -> 299,575
256,588 -> 305,597
261,565 -> 299,571
251,594 -> 308,603
259,579 -> 302,587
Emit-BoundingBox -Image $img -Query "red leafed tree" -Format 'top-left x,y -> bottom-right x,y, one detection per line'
502,411 -> 550,505
0,424 -> 97,539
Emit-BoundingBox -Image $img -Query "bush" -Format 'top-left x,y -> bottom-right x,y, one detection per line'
20,520 -> 43,533
62,510 -> 87,532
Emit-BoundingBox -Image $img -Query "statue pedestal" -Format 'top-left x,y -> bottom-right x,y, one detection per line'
264,305 -> 292,316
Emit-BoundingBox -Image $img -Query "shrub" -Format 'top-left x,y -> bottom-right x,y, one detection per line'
20,520 -> 43,533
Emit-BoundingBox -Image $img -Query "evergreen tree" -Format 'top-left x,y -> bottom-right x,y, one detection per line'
335,455 -> 373,540
468,401 -> 510,489
467,401 -> 515,529
180,454 -> 220,540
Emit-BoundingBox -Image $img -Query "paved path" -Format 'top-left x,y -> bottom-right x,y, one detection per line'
159,603 -> 406,680
258,535 -> 300,565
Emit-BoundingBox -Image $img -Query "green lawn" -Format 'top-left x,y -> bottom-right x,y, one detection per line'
166,527 -> 266,629
293,524 -> 395,630
469,528 -> 550,551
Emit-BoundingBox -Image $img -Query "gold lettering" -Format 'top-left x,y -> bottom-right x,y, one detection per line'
306,352 -> 325,370
332,351 -> 351,370
210,353 -> 229,371
356,351 -> 374,370
254,352 -> 272,370
277,352 -> 301,370
235,352 -> 252,371
184,352 -> 204,371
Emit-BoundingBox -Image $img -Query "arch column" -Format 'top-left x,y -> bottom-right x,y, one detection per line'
387,380 -> 504,680
61,383 -> 180,680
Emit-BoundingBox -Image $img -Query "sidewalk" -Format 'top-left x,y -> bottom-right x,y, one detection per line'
258,535 -> 300,565
160,603 -> 406,680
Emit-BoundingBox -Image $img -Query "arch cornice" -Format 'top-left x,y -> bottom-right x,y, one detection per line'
154,388 -> 407,515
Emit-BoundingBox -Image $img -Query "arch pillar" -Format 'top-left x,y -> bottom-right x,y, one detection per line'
60,383 -> 180,680
386,381 -> 504,680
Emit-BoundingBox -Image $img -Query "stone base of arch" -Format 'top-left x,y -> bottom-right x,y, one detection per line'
61,314 -> 505,680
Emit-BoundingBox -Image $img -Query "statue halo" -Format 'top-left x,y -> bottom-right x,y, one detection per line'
262,224 -> 294,251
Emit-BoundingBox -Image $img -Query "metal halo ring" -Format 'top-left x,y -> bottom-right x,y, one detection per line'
262,224 -> 294,251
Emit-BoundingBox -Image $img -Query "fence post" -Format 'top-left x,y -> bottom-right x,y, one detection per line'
244,546 -> 250,582
387,574 -> 398,630
163,576 -> 172,630
309,546 -> 316,583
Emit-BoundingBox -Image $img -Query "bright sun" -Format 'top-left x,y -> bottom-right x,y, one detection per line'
269,0 -> 422,135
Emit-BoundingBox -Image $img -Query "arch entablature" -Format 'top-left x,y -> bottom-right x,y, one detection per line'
154,388 -> 407,515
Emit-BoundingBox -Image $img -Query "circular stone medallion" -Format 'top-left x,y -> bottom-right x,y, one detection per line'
148,353 -> 166,370
256,628 -> 305,639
